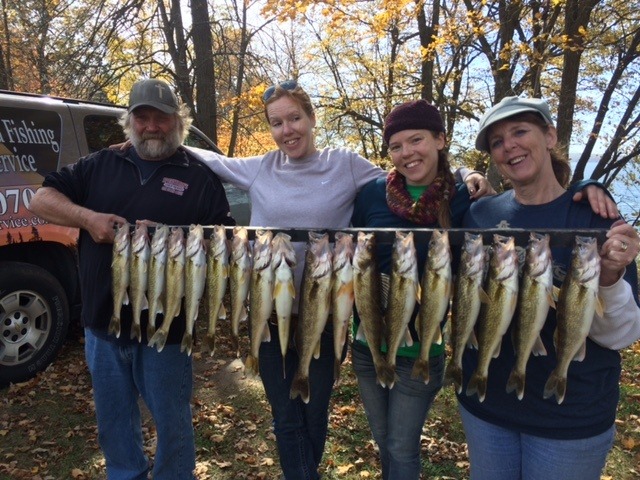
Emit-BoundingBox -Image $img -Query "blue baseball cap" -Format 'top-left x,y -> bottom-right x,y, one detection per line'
475,96 -> 554,152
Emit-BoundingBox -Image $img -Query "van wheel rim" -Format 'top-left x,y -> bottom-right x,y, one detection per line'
0,290 -> 51,366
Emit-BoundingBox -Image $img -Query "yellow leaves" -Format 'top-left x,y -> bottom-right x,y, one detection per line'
336,463 -> 355,474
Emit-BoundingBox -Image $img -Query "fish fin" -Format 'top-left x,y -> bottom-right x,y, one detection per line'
141,295 -> 149,310
572,341 -> 587,362
410,359 -> 430,384
240,306 -> 248,323
595,295 -> 605,318
403,327 -> 414,347
506,369 -> 525,400
287,281 -> 296,299
546,289 -> 556,309
492,340 -> 502,358
552,286 -> 560,303
222,264 -> 229,278
290,374 -> 310,404
217,304 -> 227,320
467,331 -> 479,350
122,291 -> 130,305
478,287 -> 490,304
543,370 -> 566,404
337,282 -> 354,299
313,338 -> 322,359
415,283 -> 422,304
355,323 -> 366,342
262,323 -> 271,343
444,363 -> 463,394
434,329 -> 443,345
531,335 -> 547,356
466,372 -> 487,402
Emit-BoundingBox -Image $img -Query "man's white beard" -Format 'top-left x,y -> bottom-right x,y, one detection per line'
131,130 -> 181,160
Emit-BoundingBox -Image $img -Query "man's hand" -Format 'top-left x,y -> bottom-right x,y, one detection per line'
573,185 -> 619,219
465,172 -> 497,199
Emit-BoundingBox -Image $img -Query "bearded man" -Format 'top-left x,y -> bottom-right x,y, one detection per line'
29,79 -> 234,479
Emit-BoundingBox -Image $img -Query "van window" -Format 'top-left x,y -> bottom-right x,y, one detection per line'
84,115 -> 125,153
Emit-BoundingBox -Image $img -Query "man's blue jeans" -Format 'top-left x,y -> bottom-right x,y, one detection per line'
259,321 -> 338,480
458,404 -> 615,480
84,329 -> 195,480
352,345 -> 444,480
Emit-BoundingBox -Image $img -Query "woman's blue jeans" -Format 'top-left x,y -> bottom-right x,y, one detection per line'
458,404 -> 615,480
351,345 -> 444,480
259,321 -> 338,480
84,328 -> 195,480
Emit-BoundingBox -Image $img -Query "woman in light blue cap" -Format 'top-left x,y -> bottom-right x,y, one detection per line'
457,95 -> 640,480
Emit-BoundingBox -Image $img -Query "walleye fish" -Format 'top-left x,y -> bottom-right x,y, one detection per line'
353,231 -> 394,388
412,230 -> 452,384
466,235 -> 519,402
204,224 -> 229,356
385,231 -> 420,388
543,236 -> 602,404
229,226 -> 252,356
271,232 -> 297,377
290,232 -> 333,403
445,232 -> 487,393
147,224 -> 169,339
148,226 -> 185,352
181,224 -> 207,355
109,222 -> 131,338
506,232 -> 555,400
129,223 -> 150,343
245,229 -> 275,376
331,232 -> 355,383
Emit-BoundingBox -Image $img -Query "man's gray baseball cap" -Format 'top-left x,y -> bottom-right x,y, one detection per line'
128,79 -> 179,114
475,96 -> 554,152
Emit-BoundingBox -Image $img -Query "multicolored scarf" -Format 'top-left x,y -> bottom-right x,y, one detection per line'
385,168 -> 456,225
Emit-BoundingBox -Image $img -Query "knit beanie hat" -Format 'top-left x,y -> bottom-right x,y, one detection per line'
383,99 -> 445,145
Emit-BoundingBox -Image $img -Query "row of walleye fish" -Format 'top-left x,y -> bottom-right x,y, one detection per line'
110,223 -> 601,406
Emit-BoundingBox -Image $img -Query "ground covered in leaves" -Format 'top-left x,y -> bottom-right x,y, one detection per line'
1,321 -> 639,479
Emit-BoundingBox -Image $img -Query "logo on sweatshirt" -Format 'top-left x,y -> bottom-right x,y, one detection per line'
161,177 -> 189,196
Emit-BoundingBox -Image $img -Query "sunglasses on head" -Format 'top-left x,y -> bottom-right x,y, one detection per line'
262,80 -> 298,102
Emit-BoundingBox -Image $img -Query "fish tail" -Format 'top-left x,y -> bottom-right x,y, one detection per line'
506,369 -> 525,400
130,323 -> 142,343
466,372 -> 487,402
333,358 -> 341,385
146,321 -> 156,339
148,330 -> 167,352
543,371 -> 566,404
290,374 -> 310,404
410,359 -> 430,384
244,354 -> 259,377
230,333 -> 240,358
180,333 -> 193,356
108,317 -> 121,338
444,362 -> 463,394
376,362 -> 397,389
203,333 -> 216,357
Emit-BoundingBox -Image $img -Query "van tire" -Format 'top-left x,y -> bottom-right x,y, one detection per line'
0,262 -> 70,386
